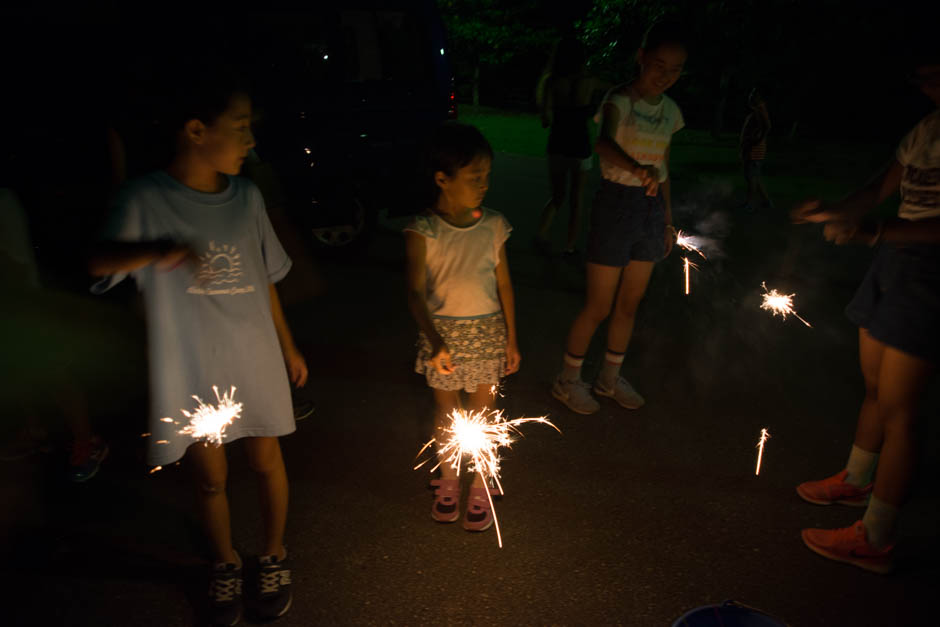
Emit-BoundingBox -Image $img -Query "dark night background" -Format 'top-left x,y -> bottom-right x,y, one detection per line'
1,1 -> 938,626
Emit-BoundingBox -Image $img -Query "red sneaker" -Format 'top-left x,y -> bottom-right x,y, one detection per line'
430,479 -> 460,523
802,520 -> 894,574
796,469 -> 872,506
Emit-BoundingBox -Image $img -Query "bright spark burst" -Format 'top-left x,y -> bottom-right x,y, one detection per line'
760,282 -> 812,327
174,385 -> 243,446
755,428 -> 771,475
415,407 -> 559,548
676,230 -> 707,259
683,257 -> 699,295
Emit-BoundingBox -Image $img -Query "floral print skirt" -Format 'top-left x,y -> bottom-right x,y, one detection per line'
415,312 -> 507,392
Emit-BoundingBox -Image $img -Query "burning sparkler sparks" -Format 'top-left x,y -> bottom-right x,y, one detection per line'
683,257 -> 699,295
676,230 -> 707,259
755,428 -> 771,475
415,407 -> 559,548
760,282 -> 812,327
173,385 -> 243,446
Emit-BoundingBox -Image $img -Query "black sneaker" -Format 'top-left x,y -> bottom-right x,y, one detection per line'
292,400 -> 315,422
255,551 -> 292,619
209,559 -> 243,626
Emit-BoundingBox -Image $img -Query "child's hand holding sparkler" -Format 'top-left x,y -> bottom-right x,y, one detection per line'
823,220 -> 884,247
635,164 -> 660,196
664,224 -> 677,257
428,340 -> 456,375
153,240 -> 199,272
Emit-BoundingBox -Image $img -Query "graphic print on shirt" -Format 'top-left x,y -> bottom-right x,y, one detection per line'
187,241 -> 256,296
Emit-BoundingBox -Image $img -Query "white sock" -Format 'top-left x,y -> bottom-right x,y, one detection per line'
845,445 -> 878,486
561,353 -> 584,382
862,496 -> 899,549
598,350 -> 625,388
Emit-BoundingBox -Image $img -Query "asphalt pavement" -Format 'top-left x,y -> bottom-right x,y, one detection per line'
2,152 -> 938,626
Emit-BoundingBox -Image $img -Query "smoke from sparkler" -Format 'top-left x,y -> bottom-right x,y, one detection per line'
760,282 -> 812,327
415,407 -> 559,547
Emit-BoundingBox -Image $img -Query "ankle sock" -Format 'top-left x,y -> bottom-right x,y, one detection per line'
845,445 -> 878,486
598,350 -> 625,387
561,353 -> 584,381
862,496 -> 898,549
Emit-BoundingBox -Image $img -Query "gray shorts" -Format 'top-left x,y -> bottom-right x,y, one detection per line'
845,244 -> 940,363
586,179 -> 666,266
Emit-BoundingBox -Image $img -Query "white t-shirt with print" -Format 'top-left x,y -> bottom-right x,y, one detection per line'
896,109 -> 940,221
595,87 -> 684,186
404,208 -> 511,318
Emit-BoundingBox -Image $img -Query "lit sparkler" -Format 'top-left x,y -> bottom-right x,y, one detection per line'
676,230 -> 707,259
760,282 -> 812,327
683,257 -> 699,295
415,407 -> 559,548
755,428 -> 771,475
174,385 -> 243,446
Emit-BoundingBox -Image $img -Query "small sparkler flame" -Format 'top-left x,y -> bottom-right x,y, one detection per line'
175,385 -> 243,446
415,407 -> 559,548
683,257 -> 699,295
149,466 -> 162,474
676,230 -> 707,259
760,282 -> 812,327
489,383 -> 504,398
755,428 -> 771,475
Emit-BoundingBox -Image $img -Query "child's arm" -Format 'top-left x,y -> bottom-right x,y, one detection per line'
824,216 -> 940,246
88,240 -> 195,277
269,283 -> 308,387
661,146 -> 676,257
594,101 -> 659,195
405,231 -> 454,374
495,244 -> 520,375
792,160 -> 903,224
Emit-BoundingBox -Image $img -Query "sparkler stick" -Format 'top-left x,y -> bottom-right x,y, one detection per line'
676,230 -> 707,259
414,407 -> 559,548
760,282 -> 812,327
683,257 -> 699,295
755,428 -> 771,475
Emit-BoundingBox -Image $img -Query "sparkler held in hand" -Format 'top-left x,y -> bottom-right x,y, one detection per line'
760,282 -> 812,327
415,407 -> 559,548
676,230 -> 707,259
755,428 -> 771,475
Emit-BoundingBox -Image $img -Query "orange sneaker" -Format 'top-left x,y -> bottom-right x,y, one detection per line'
796,469 -> 872,506
802,520 -> 894,574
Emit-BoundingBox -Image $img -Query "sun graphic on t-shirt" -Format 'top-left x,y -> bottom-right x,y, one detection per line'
196,241 -> 245,286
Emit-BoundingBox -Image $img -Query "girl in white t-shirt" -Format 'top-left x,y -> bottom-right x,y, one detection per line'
790,55 -> 940,574
405,123 -> 520,533
552,21 -> 688,415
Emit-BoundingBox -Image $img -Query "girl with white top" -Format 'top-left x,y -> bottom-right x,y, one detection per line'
552,21 -> 687,414
405,122 -> 520,533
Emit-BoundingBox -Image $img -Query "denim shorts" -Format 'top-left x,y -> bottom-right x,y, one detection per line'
586,179 -> 665,266
845,244 -> 940,363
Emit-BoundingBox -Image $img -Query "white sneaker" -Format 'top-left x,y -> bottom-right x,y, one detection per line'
594,376 -> 645,409
552,376 -> 600,414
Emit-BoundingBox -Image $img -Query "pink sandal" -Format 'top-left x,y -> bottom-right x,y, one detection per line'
430,478 -> 460,523
463,485 -> 499,532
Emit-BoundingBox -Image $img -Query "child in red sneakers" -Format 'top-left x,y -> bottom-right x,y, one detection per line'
405,123 -> 520,532
791,51 -> 940,574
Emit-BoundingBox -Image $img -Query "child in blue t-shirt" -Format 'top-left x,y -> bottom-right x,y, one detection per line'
90,67 -> 306,625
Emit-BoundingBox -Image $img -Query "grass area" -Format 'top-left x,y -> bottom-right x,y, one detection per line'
460,104 -> 897,215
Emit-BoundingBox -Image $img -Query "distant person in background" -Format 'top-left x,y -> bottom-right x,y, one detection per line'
535,36 -> 608,256
551,21 -> 687,415
791,53 -> 940,574
739,88 -> 773,211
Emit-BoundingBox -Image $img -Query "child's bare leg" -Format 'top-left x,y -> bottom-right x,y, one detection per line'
756,176 -> 772,207
467,384 -> 496,488
566,169 -> 587,251
537,160 -> 568,241
605,261 -> 654,355
853,329 -> 886,452
187,441 -> 237,564
871,347 -> 934,506
432,388 -> 462,481
564,263 -> 621,360
244,436 -> 288,558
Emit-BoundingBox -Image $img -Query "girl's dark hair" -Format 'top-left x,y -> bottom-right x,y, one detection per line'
164,60 -> 249,134
641,19 -> 689,54
424,122 -> 493,206
553,36 -> 586,78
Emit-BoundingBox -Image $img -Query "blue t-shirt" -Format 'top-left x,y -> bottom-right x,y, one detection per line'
95,171 -> 294,465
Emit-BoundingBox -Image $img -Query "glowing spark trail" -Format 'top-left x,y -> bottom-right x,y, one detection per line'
755,428 -> 771,475
149,466 -> 162,474
760,282 -> 812,327
415,408 -> 559,548
676,230 -> 707,259
175,385 -> 243,446
683,257 -> 699,295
